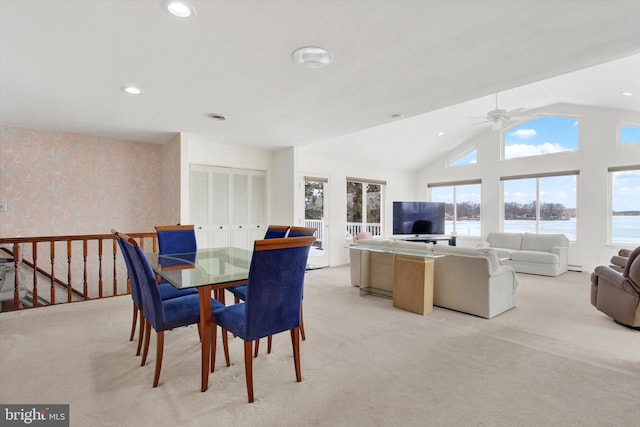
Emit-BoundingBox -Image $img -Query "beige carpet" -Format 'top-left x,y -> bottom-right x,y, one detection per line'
1,266 -> 639,427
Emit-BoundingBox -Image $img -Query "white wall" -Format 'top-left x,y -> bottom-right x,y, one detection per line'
299,146 -> 415,266
414,103 -> 640,273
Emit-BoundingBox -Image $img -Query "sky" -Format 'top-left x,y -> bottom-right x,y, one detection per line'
448,117 -> 640,212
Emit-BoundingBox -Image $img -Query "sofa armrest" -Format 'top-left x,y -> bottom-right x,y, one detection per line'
551,245 -> 569,269
476,241 -> 490,248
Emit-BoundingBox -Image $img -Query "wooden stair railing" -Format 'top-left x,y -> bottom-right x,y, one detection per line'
0,232 -> 157,312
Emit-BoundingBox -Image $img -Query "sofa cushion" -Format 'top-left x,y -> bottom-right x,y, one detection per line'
391,240 -> 433,252
510,250 -> 559,264
521,233 -> 568,252
432,246 -> 499,272
493,248 -> 514,261
354,239 -> 392,248
486,232 -> 522,250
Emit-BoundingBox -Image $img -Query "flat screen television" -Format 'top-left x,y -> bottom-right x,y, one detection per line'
392,201 -> 446,236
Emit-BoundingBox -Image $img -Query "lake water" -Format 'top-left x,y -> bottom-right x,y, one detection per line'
448,216 -> 640,243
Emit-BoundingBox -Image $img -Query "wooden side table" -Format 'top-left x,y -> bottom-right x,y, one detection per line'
392,255 -> 435,315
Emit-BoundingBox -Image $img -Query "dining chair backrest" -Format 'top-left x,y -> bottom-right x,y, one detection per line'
155,225 -> 197,254
112,230 -> 143,310
242,236 -> 314,342
263,225 -> 290,239
120,233 -> 166,331
287,226 -> 316,238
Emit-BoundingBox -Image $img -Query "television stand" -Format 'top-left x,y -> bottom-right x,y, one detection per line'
398,235 -> 456,246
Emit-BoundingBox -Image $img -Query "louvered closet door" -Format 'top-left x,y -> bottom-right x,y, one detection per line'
210,169 -> 231,248
189,167 -> 211,247
190,165 -> 266,251
249,171 -> 267,242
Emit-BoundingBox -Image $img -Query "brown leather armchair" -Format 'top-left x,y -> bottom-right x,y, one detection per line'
591,246 -> 640,328
608,248 -> 633,272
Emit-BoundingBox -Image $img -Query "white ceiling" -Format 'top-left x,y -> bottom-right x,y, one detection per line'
1,0 -> 640,171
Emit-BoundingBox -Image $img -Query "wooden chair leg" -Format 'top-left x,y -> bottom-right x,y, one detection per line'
291,327 -> 302,382
300,302 -> 306,341
210,324 -> 217,373
141,321 -> 152,366
222,328 -> 230,367
136,314 -> 145,356
130,303 -> 138,341
153,331 -> 164,387
267,336 -> 273,354
253,339 -> 260,358
244,340 -> 254,403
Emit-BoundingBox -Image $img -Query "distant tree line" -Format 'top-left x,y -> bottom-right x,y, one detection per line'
443,201 -> 481,220
504,201 -> 566,220
613,210 -> 640,216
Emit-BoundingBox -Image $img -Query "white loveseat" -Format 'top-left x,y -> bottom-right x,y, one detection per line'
349,239 -> 519,319
477,232 -> 569,277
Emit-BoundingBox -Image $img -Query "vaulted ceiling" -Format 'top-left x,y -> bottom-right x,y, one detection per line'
1,0 -> 640,170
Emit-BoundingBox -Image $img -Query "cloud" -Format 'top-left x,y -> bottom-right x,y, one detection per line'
505,142 -> 567,159
509,128 -> 537,139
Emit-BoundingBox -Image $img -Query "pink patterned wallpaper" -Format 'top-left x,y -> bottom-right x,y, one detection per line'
0,126 -> 179,238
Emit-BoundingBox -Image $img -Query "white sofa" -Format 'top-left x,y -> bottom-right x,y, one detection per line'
350,239 -> 519,319
477,232 -> 569,276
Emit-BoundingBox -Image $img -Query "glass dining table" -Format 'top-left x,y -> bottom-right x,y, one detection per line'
146,247 -> 252,392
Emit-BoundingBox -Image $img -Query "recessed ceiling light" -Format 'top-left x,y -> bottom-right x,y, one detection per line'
164,1 -> 196,18
208,114 -> 227,121
291,46 -> 333,69
123,86 -> 142,95
438,131 -> 445,136
620,91 -> 635,97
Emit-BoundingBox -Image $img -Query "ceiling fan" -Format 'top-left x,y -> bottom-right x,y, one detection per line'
470,93 -> 533,131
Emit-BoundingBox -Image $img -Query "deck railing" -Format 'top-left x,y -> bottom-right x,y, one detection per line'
0,232 -> 156,312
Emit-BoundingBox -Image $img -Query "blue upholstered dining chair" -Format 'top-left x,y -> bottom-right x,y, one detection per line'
112,230 -> 197,357
262,224 -> 290,239
155,224 -> 197,254
119,233 -> 227,388
285,226 -> 316,341
211,236 -> 314,403
228,225 -> 290,303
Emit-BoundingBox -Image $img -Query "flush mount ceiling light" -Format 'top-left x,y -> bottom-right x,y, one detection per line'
164,0 -> 196,18
291,46 -> 333,68
123,86 -> 143,95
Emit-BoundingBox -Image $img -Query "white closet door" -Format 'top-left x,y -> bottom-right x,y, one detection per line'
211,169 -> 230,248
190,165 -> 267,251
250,172 -> 267,241
230,172 -> 250,249
189,167 -> 210,247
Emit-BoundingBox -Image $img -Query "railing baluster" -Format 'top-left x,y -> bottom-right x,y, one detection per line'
98,238 -> 104,298
112,238 -> 117,296
12,243 -> 20,310
83,240 -> 88,299
50,241 -> 56,305
67,240 -> 72,303
32,242 -> 38,307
